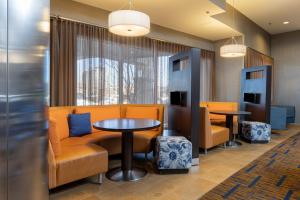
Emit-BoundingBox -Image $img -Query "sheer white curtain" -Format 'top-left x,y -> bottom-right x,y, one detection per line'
50,17 -> 215,106
75,22 -> 189,105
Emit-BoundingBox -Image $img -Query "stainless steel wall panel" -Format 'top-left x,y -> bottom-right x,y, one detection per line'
0,0 -> 8,199
5,0 -> 49,199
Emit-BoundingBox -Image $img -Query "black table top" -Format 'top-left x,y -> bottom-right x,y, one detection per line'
93,118 -> 161,132
209,110 -> 251,116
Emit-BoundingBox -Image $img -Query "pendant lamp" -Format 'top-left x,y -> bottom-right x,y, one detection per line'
108,0 -> 150,37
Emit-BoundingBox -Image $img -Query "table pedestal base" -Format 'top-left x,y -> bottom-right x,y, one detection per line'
106,167 -> 147,182
226,140 -> 242,148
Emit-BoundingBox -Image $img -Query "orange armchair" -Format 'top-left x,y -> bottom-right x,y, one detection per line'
199,107 -> 229,154
200,101 -> 239,134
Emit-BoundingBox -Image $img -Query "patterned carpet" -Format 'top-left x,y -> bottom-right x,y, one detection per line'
201,133 -> 300,200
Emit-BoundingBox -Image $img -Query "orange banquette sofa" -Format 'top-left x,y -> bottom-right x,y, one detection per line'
200,101 -> 239,133
47,104 -> 164,189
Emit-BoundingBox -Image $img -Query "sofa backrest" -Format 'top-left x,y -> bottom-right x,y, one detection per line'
200,101 -> 238,122
47,104 -> 165,141
120,104 -> 164,133
48,106 -> 74,140
75,105 -> 121,132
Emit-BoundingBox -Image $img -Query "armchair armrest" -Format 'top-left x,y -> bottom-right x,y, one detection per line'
48,141 -> 57,189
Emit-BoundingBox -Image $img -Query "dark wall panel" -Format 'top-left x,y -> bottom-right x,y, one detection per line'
168,48 -> 200,163
240,66 -> 272,123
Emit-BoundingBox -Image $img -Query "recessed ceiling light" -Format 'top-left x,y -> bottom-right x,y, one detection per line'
283,21 -> 290,25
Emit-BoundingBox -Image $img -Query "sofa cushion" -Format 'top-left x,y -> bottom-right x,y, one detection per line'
211,125 -> 229,146
49,108 -> 72,140
48,120 -> 61,157
85,131 -> 122,155
61,131 -> 120,146
68,113 -> 92,137
76,106 -> 121,132
56,144 -> 108,186
133,130 -> 160,153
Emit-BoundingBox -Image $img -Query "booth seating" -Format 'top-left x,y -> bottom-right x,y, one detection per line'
156,136 -> 192,172
199,107 -> 229,154
271,105 -> 296,130
200,101 -> 239,134
47,104 -> 164,189
241,121 -> 271,143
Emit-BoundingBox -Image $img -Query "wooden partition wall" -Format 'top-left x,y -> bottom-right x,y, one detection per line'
168,48 -> 200,165
244,47 -> 274,101
240,66 -> 272,123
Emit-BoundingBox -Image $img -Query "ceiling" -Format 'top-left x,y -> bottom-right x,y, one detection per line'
73,0 -> 241,41
227,0 -> 300,34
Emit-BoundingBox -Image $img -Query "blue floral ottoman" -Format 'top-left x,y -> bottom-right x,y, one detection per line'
156,136 -> 192,173
242,121 -> 271,143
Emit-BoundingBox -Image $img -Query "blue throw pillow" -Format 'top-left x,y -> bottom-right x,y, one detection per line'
68,113 -> 92,137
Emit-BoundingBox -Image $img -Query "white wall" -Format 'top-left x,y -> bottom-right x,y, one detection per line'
214,38 -> 244,102
271,30 -> 300,123
50,0 -> 214,51
212,4 -> 271,102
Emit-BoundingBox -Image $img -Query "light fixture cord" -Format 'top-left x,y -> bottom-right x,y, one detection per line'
231,0 -> 238,45
233,0 -> 235,29
129,0 -> 133,10
118,0 -> 134,10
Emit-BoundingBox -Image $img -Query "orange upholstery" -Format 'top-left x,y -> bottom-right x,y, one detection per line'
56,144 -> 108,187
48,141 -> 57,189
48,121 -> 61,157
133,131 -> 159,153
47,104 -> 164,189
199,107 -> 229,152
120,104 -> 164,134
125,106 -> 159,131
125,106 -> 158,120
60,131 -> 122,156
48,107 -> 73,140
76,105 -> 121,132
200,101 -> 239,133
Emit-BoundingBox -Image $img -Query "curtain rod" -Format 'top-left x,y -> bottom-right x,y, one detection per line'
50,14 -> 176,44
50,14 -> 109,29
50,14 -> 213,51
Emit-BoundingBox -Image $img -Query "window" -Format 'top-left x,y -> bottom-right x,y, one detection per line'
75,33 -> 187,106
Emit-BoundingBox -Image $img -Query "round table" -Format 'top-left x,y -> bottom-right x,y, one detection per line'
93,118 -> 161,182
209,110 -> 251,147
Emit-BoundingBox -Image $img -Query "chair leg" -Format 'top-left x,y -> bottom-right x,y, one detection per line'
204,149 -> 208,155
224,142 -> 227,149
97,173 -> 103,184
